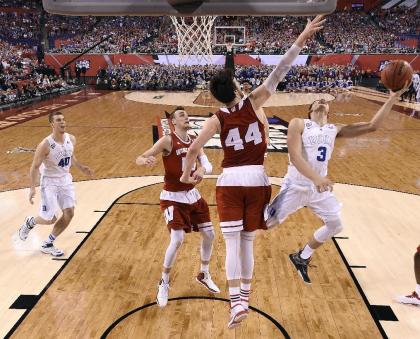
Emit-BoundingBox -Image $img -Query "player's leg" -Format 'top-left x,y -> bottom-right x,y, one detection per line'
157,201 -> 189,307
396,246 -> 420,306
216,185 -> 248,329
290,191 -> 342,284
18,185 -> 59,241
265,181 -> 307,229
190,197 -> 219,292
239,231 -> 256,312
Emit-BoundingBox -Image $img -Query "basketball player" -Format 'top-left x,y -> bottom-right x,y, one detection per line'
18,111 -> 92,257
181,15 -> 326,328
136,106 -> 220,308
396,245 -> 420,306
266,86 -> 409,284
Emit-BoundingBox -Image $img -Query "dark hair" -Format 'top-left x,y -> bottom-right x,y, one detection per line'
165,106 -> 185,120
209,69 -> 236,104
49,111 -> 64,123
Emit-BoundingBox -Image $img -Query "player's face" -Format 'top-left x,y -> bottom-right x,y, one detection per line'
311,99 -> 329,118
51,115 -> 66,133
173,110 -> 190,130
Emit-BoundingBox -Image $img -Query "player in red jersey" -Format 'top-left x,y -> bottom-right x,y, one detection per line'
181,16 -> 326,329
136,106 -> 220,308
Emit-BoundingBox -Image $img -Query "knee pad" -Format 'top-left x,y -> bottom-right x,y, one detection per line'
314,216 -> 343,243
170,229 -> 185,249
200,229 -> 215,242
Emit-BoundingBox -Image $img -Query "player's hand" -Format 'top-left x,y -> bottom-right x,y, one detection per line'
313,176 -> 334,193
192,167 -> 205,184
301,15 -> 326,40
29,187 -> 35,205
136,155 -> 157,167
390,81 -> 411,98
180,173 -> 198,185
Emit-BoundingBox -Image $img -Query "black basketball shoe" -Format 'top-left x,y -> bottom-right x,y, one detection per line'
289,250 -> 314,284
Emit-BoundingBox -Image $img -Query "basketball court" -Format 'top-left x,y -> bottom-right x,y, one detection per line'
1,0 -> 420,338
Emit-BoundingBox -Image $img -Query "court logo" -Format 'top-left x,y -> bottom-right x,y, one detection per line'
156,115 -> 289,153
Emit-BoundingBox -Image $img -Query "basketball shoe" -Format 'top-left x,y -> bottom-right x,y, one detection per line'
18,216 -> 35,241
41,241 -> 64,257
227,304 -> 248,329
196,272 -> 220,293
289,250 -> 313,284
396,291 -> 420,306
156,279 -> 170,308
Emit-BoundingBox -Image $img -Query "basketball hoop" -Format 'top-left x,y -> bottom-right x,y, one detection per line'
170,16 -> 217,65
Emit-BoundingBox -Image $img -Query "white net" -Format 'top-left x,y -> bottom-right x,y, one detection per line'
170,16 -> 217,65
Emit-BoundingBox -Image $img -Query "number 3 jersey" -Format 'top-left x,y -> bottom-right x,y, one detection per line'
215,97 -> 267,168
285,119 -> 338,186
40,133 -> 73,184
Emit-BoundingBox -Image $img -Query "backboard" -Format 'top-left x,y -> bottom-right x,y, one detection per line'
42,0 -> 337,16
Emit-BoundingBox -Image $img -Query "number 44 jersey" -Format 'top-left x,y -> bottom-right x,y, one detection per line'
215,97 -> 267,168
40,133 -> 74,182
285,119 -> 338,186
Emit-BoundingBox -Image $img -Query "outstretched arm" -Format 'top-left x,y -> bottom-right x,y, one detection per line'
180,115 -> 220,184
136,135 -> 171,167
249,15 -> 326,111
337,86 -> 408,138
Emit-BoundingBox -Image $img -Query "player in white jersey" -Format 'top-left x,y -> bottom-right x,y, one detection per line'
18,111 -> 92,257
266,85 -> 409,284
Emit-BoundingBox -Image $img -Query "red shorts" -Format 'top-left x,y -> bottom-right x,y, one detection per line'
160,197 -> 212,233
216,185 -> 272,233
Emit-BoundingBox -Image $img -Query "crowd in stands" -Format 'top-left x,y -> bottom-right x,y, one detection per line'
0,3 -> 418,54
97,63 -> 360,93
0,39 -> 77,106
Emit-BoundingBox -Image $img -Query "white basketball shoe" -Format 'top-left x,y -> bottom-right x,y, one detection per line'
156,279 -> 170,308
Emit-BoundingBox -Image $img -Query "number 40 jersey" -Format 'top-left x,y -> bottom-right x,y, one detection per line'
284,119 -> 338,186
40,133 -> 74,180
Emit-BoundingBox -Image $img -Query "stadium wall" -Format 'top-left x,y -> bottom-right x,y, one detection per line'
45,54 -> 420,77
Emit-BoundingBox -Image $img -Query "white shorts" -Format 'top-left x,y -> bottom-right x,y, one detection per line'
269,178 -> 342,226
39,177 -> 76,221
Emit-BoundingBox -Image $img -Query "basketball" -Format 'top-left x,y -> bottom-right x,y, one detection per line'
380,60 -> 413,91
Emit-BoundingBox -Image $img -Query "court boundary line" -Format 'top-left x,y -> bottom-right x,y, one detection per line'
4,178 -> 407,338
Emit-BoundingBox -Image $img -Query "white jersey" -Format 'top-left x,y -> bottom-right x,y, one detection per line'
40,133 -> 73,183
284,119 -> 338,186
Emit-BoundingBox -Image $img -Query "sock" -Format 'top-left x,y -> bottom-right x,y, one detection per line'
201,263 -> 209,273
240,282 -> 251,309
300,244 -> 314,260
162,272 -> 170,284
416,284 -> 420,296
45,233 -> 56,245
26,216 -> 36,229
229,286 -> 241,308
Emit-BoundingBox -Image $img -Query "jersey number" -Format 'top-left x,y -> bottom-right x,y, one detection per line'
58,157 -> 70,168
225,122 -> 263,151
317,146 -> 327,162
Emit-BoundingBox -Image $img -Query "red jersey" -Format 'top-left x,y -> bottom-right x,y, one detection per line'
215,97 -> 267,168
162,132 -> 196,192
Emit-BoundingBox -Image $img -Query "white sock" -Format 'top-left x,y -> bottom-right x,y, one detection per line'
416,284 -> 420,295
229,286 -> 241,308
162,272 -> 170,284
200,263 -> 209,273
300,244 -> 314,260
240,282 -> 251,309
45,233 -> 56,245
